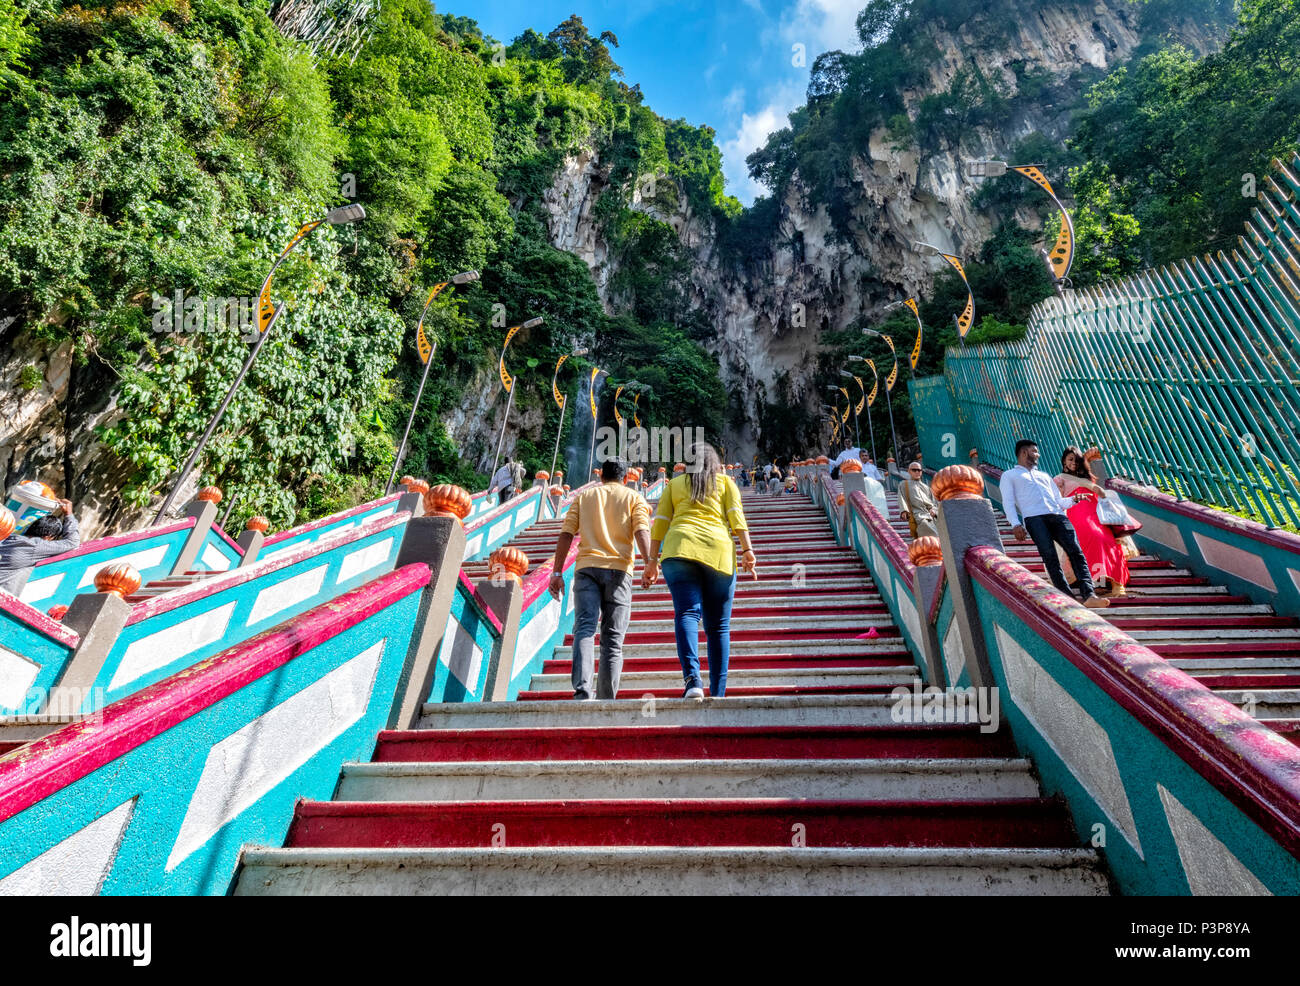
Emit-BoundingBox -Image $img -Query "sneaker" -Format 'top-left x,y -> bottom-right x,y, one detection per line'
684,686 -> 705,701
1082,594 -> 1110,609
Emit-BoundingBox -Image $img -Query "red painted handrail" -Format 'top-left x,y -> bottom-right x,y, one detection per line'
0,591 -> 79,648
849,490 -> 916,593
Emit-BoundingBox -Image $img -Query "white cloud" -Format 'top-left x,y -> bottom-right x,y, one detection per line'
780,0 -> 863,55
720,81 -> 805,204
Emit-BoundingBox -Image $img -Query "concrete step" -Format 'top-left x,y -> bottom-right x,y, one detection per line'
372,723 -> 1019,762
542,652 -> 913,673
1212,689 -> 1300,718
418,694 -> 908,729
333,757 -> 1044,802
235,846 -> 1110,896
526,666 -> 918,693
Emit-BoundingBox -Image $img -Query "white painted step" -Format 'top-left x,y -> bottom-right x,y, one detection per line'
526,666 -> 918,692
1212,690 -> 1300,718
1100,604 -> 1276,618
235,846 -> 1110,896
1126,627 -> 1300,642
1169,656 -> 1300,674
334,757 -> 1043,802
418,694 -> 907,729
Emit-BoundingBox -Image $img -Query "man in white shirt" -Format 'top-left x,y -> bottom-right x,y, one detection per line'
999,439 -> 1109,610
863,458 -> 883,481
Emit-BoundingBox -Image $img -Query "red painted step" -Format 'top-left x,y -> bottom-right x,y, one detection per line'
286,798 -> 1077,849
564,626 -> 901,645
372,723 -> 1018,762
1188,673 -> 1300,690
0,742 -> 24,757
1109,616 -> 1299,630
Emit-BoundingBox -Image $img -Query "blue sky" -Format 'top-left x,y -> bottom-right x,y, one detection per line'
454,0 -> 866,204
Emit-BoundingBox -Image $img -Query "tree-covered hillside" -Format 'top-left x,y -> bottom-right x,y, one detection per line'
0,0 -> 735,528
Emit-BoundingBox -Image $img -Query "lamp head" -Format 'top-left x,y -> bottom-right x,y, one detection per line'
522,316 -> 544,329
573,347 -> 590,357
966,160 -> 1008,179
326,203 -> 366,225
847,355 -> 865,362
838,370 -> 852,377
451,270 -> 480,285
912,241 -> 941,257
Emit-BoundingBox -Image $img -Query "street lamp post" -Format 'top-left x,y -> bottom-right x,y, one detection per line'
839,370 -> 865,449
967,160 -> 1075,292
385,269 -> 480,494
548,347 -> 589,480
586,366 -> 605,478
153,204 -> 367,524
490,316 -> 544,481
863,330 -> 901,462
885,298 -> 924,379
846,356 -> 880,464
913,240 -> 974,348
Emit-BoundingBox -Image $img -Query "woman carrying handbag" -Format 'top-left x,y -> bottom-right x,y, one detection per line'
1054,446 -> 1131,597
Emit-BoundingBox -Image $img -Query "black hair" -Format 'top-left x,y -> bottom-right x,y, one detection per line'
1060,446 -> 1090,479
600,459 -> 628,482
1014,439 -> 1038,458
31,515 -> 64,539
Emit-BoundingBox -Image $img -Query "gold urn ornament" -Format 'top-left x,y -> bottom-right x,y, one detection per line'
406,478 -> 430,496
908,537 -> 943,567
245,516 -> 270,534
932,464 -> 985,501
197,486 -> 223,504
424,484 -> 472,522
815,455 -> 830,466
489,546 -> 529,583
0,506 -> 15,542
839,459 -> 863,474
95,563 -> 142,598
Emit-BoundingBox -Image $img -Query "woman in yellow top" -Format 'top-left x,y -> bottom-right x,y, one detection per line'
642,444 -> 757,699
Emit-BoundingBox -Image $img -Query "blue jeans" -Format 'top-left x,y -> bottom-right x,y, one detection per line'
661,558 -> 737,697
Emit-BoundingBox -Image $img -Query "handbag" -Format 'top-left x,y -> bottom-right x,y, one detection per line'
1095,490 -> 1142,537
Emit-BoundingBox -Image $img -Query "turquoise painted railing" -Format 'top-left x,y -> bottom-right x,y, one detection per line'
258,493 -> 406,564
940,150 -> 1300,529
18,520 -> 198,611
192,525 -> 244,573
82,511 -> 412,711
0,595 -> 79,717
0,564 -> 430,895
428,573 -> 505,703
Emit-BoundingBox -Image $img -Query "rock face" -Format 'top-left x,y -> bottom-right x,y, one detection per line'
523,0 -> 1227,464
0,0 -> 1229,532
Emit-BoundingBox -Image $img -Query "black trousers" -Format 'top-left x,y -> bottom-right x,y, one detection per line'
1024,513 -> 1094,600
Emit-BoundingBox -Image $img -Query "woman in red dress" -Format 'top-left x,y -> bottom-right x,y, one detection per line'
1054,446 -> 1130,597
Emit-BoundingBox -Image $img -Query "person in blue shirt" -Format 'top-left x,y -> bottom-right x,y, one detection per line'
998,440 -> 1109,610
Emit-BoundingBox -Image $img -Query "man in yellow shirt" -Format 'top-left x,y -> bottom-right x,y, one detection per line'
548,459 -> 652,700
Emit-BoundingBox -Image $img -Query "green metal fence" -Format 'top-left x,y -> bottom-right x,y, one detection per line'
944,151 -> 1300,529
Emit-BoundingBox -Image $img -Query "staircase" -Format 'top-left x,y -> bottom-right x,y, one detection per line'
887,491 -> 1300,747
234,489 -> 1110,895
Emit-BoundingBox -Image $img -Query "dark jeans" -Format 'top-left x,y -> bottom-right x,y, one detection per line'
498,488 -> 514,505
661,558 -> 737,697
570,567 -> 632,699
1024,513 -> 1095,600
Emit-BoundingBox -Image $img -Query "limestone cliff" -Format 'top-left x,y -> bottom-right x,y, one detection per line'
532,0 -> 1229,463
